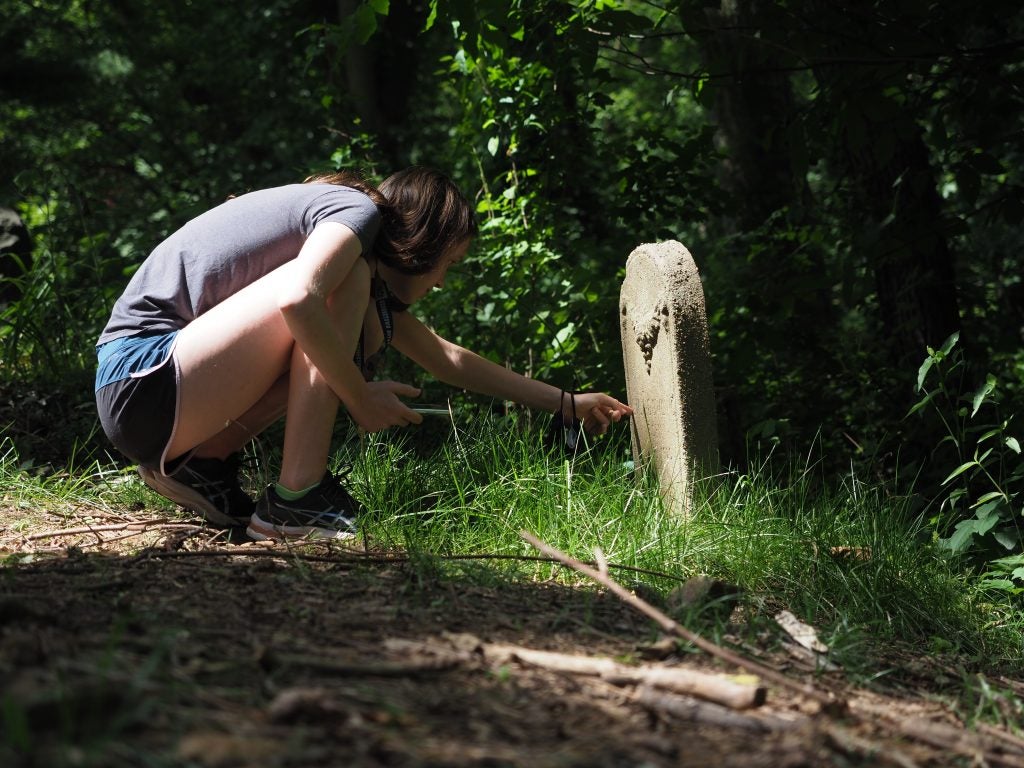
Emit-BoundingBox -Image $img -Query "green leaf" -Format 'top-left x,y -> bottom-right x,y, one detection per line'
369,0 -> 389,13
1006,437 -> 1021,454
978,578 -> 1018,592
941,461 -> 977,485
938,331 -> 959,357
971,374 -> 996,417
487,136 -> 500,156
424,1 -> 438,30
973,499 -> 1002,518
906,391 -> 934,417
941,519 -> 980,553
916,356 -> 933,392
972,491 -> 1007,507
974,512 -> 1001,535
354,4 -> 379,43
990,554 -> 1024,570
997,529 -> 1022,549
977,427 -> 1001,443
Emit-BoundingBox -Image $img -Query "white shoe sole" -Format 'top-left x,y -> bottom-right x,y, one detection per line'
246,511 -> 356,542
138,466 -> 242,528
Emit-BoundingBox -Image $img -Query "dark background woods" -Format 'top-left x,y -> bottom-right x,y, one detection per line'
2,0 -> 1023,559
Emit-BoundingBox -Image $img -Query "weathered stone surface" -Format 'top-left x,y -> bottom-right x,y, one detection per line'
619,241 -> 717,515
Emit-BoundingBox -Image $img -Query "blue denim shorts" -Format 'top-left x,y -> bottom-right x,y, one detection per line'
95,332 -> 181,471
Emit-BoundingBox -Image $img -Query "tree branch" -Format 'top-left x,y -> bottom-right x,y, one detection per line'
520,530 -> 843,710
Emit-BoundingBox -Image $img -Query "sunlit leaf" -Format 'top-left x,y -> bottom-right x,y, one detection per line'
971,491 -> 1006,507
916,356 -> 933,392
970,374 -> 996,417
941,461 -> 977,485
938,331 -> 960,357
424,0 -> 438,30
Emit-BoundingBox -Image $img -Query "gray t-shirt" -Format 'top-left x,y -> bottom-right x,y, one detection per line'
97,184 -> 381,345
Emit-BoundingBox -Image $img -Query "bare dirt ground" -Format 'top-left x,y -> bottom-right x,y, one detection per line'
3,508 -> 1024,768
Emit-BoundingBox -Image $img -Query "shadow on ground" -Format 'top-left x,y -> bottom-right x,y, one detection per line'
2,535 -> 1023,767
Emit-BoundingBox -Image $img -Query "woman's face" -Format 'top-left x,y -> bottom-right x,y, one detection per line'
385,238 -> 471,306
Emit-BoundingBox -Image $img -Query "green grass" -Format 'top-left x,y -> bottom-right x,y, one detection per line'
4,413 -> 1024,767
3,413 -> 1022,674
343,416 -> 1021,670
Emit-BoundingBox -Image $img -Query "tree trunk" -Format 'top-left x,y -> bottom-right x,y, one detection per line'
802,0 -> 962,366
697,0 -> 811,228
335,0 -> 425,165
690,0 -> 828,461
836,112 -> 962,365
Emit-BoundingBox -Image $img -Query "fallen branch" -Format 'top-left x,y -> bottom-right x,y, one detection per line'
25,520 -> 192,541
977,722 -> 1024,755
635,685 -> 790,732
854,704 -> 1024,768
520,530 -> 842,711
485,642 -> 765,709
265,650 -> 459,677
127,546 -> 686,581
824,724 -> 922,768
83,527 -> 203,549
381,634 -> 764,710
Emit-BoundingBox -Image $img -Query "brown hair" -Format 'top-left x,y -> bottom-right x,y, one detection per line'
306,167 -> 477,275
304,170 -> 387,207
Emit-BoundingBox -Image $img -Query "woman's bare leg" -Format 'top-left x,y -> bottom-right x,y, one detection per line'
276,344 -> 339,490
164,258 -> 369,489
277,283 -> 368,490
189,373 -> 290,461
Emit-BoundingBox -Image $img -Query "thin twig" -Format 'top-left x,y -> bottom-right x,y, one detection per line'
25,520 -> 188,541
976,722 -> 1024,754
128,546 -> 688,582
520,530 -> 841,709
267,650 -> 458,677
80,528 -> 202,548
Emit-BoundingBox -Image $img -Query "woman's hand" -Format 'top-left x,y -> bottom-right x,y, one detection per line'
566,392 -> 634,436
348,380 -> 424,432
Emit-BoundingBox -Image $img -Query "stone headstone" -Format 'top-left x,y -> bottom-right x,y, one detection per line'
619,241 -> 718,515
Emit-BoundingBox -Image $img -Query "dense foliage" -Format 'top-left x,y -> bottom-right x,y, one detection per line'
3,0 -> 1023,580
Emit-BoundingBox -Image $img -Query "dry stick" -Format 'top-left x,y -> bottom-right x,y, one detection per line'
267,651 -> 459,677
25,520 -> 190,541
521,532 -> 1024,765
128,547 -> 364,565
484,642 -> 765,710
977,722 -> 1024,755
520,530 -> 840,709
824,724 -> 922,768
81,527 -> 203,548
873,715 -> 1024,768
634,685 -> 787,733
129,547 -> 686,582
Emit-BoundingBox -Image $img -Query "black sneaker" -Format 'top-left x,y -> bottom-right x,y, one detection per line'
139,454 -> 254,528
247,471 -> 361,541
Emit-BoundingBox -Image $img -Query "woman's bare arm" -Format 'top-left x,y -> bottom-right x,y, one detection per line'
391,311 -> 632,434
278,222 -> 420,431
